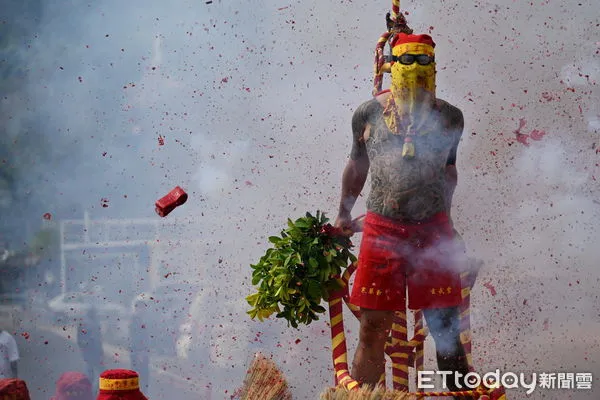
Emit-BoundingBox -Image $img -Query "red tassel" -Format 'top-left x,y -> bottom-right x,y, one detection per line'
155,186 -> 188,217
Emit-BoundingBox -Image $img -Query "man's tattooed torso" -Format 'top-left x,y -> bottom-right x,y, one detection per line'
351,95 -> 463,222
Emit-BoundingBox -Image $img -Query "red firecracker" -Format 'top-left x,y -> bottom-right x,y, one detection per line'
155,186 -> 188,217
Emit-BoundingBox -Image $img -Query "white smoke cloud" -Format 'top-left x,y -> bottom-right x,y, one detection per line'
5,0 -> 599,399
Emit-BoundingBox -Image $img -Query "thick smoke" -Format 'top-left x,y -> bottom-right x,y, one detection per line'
2,0 -> 598,399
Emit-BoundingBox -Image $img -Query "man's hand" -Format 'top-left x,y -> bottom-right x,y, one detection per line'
334,213 -> 354,237
334,214 -> 365,237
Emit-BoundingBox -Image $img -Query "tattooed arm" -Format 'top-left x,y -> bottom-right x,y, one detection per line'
335,100 -> 373,233
444,107 -> 464,219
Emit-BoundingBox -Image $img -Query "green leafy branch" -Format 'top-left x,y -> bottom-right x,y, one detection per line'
247,211 -> 357,328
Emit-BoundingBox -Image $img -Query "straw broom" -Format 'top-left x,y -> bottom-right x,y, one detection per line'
320,386 -> 417,400
237,352 -> 293,400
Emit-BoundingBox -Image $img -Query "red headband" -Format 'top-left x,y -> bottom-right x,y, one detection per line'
391,33 -> 436,48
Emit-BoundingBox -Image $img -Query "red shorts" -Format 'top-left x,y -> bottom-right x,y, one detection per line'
350,211 -> 466,310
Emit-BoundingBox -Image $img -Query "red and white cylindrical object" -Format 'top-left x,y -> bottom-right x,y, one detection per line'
155,186 -> 188,217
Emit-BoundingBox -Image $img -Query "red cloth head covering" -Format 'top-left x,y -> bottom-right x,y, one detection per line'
0,378 -> 31,400
53,372 -> 93,400
391,33 -> 436,48
96,370 -> 148,400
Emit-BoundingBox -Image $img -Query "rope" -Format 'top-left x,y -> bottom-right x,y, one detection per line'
414,310 -> 425,391
328,262 -> 360,391
372,32 -> 393,96
391,0 -> 400,22
389,310 -> 410,391
372,0 -> 415,95
415,388 -> 486,398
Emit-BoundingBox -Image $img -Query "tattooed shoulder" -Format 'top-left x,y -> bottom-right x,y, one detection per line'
350,98 -> 382,159
352,99 -> 380,132
436,99 -> 464,137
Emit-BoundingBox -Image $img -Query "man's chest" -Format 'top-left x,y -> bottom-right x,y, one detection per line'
366,117 -> 455,161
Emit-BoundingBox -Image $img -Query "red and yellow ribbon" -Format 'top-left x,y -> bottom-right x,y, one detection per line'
390,0 -> 400,22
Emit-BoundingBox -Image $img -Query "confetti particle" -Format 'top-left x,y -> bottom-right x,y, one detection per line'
21,332 -> 30,340
529,129 -> 547,141
295,338 -> 301,344
515,117 -> 527,133
101,198 -> 109,208
515,133 -> 530,146
43,212 -> 52,220
514,118 -> 530,146
541,92 -> 554,101
158,135 -> 165,146
483,281 -> 497,296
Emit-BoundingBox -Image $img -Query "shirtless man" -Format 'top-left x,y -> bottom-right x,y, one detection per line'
335,32 -> 470,396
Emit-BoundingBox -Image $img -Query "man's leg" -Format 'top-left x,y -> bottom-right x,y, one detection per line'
351,308 -> 394,388
422,307 -> 470,395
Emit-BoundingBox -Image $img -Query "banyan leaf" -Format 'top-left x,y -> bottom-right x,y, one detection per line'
246,293 -> 259,306
307,280 -> 322,300
312,304 -> 327,314
293,219 -> 310,229
268,236 -> 281,244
